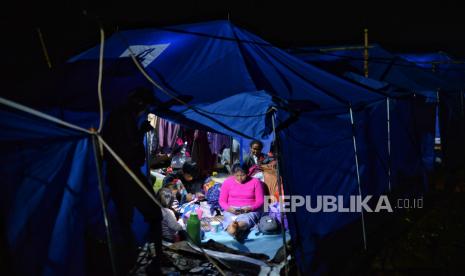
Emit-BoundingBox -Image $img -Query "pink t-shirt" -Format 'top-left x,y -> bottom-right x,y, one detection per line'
219,176 -> 264,211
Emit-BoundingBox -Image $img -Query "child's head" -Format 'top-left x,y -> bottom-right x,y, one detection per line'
250,140 -> 263,157
165,182 -> 178,192
165,182 -> 182,202
182,161 -> 199,181
157,188 -> 174,208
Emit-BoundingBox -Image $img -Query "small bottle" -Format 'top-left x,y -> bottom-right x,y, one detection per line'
186,212 -> 201,245
180,142 -> 187,156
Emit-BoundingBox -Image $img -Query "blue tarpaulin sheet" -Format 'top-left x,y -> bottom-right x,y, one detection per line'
0,21 -> 437,275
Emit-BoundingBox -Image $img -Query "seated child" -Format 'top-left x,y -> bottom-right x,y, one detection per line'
157,188 -> 184,242
164,182 -> 181,213
163,161 -> 205,203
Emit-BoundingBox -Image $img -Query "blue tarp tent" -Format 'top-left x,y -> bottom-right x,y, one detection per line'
399,52 -> 465,180
1,21 -> 426,275
0,103 -> 96,276
399,52 -> 465,87
288,44 -> 456,95
288,44 -> 465,172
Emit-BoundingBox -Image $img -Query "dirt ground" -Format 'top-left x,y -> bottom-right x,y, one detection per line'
339,168 -> 465,275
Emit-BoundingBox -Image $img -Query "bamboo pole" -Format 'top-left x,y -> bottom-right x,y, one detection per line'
36,28 -> 52,69
91,133 -> 118,276
319,45 -> 375,52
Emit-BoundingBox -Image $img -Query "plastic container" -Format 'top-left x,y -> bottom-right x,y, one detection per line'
195,207 -> 203,220
151,171 -> 165,192
186,212 -> 201,245
210,221 -> 221,233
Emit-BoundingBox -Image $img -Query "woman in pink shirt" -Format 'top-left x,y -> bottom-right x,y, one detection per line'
219,163 -> 264,240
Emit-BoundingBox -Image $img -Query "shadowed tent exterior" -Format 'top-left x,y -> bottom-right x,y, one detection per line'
0,21 -> 430,275
399,52 -> 465,182
289,44 -> 465,176
288,44 -> 460,94
400,52 -> 465,87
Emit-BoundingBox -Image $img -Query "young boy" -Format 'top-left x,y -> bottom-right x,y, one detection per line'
163,161 -> 205,203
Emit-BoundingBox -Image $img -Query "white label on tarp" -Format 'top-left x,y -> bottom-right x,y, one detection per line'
120,43 -> 170,67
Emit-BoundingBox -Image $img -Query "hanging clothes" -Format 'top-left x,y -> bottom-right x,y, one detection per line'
147,114 -> 159,158
191,130 -> 215,177
180,127 -> 196,154
207,132 -> 231,155
262,162 -> 279,203
220,138 -> 241,173
157,118 -> 180,153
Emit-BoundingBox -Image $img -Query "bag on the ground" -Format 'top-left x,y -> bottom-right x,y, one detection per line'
257,215 -> 280,235
268,202 -> 289,230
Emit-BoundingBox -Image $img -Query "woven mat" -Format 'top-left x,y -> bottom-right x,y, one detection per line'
201,215 -> 224,232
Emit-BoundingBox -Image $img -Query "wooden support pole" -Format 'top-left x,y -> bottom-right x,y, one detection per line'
36,28 -> 52,69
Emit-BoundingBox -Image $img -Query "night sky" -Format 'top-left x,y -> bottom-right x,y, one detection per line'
3,1 -> 465,78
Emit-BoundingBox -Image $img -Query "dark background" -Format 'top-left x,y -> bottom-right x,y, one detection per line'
1,2 -> 464,274
3,1 -> 465,78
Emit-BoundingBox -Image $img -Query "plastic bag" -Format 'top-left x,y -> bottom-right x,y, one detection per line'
171,141 -> 191,169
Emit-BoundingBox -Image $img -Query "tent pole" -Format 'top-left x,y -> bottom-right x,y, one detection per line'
461,90 -> 464,119
36,28 -> 52,69
349,105 -> 368,250
364,28 -> 369,78
271,110 -> 289,276
91,133 -> 118,276
387,97 -> 392,192
461,90 -> 465,165
436,90 -> 442,161
230,136 -> 233,171
145,132 -> 151,184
